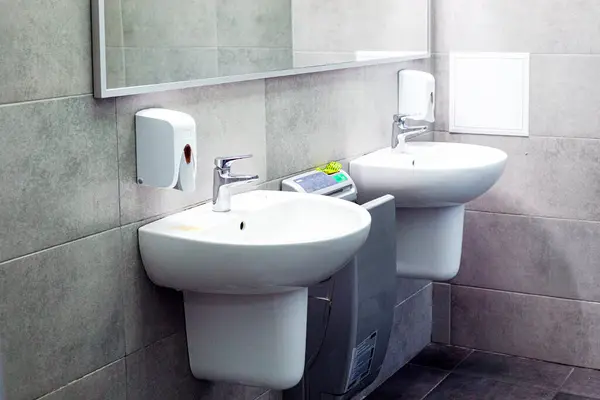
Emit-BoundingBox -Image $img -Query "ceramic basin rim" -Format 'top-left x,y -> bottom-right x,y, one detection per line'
138,194 -> 372,247
361,143 -> 508,171
140,218 -> 372,248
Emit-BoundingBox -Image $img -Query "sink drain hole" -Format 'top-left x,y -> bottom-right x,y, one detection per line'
240,222 -> 246,230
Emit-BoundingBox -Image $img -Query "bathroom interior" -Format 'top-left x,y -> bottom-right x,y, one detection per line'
1,1 -> 599,399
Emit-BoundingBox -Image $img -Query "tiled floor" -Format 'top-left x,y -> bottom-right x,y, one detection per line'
366,343 -> 600,400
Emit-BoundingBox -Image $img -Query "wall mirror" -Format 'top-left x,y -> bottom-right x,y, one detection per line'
92,0 -> 430,98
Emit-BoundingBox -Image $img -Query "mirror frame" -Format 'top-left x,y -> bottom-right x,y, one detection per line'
91,0 -> 431,98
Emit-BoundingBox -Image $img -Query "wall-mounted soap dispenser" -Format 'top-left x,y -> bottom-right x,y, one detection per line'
391,70 -> 436,152
135,109 -> 197,192
398,69 -> 435,123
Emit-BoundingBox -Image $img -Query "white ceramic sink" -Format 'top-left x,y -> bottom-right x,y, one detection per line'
350,142 -> 507,207
350,142 -> 507,281
138,190 -> 371,390
140,190 -> 371,294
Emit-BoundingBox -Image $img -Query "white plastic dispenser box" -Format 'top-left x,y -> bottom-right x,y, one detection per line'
135,108 -> 197,192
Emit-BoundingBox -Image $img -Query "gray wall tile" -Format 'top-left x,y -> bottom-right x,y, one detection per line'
121,0 -> 217,47
432,283 -> 451,344
218,48 -> 293,76
451,286 -> 600,369
435,133 -> 600,222
380,285 -> 432,382
265,67 -> 369,179
0,230 -> 125,400
217,0 -> 292,48
116,80 -> 267,224
124,47 -> 219,86
530,55 -> 600,138
265,59 -> 431,180
433,0 -> 600,54
38,360 -> 126,400
0,96 -> 119,263
356,284 -> 433,398
126,333 -> 267,400
0,0 -> 92,104
121,221 -> 185,354
457,211 -> 600,302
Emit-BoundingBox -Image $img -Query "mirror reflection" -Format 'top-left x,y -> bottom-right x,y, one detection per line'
102,0 -> 428,90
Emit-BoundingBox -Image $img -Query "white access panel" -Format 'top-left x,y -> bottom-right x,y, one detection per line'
449,52 -> 530,136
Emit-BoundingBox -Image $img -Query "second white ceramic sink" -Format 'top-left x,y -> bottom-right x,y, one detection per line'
350,141 -> 507,282
350,142 -> 507,207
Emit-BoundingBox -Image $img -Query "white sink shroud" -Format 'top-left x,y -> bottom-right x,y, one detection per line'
350,142 -> 507,280
139,190 -> 371,389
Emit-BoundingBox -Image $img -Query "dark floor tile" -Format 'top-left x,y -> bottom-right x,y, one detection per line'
410,344 -> 473,371
425,374 -> 556,400
561,368 -> 600,399
367,364 -> 448,399
455,351 -> 573,389
554,394 -> 597,400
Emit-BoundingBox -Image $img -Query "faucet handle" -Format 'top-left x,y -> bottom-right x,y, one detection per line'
215,154 -> 253,169
393,114 -> 409,123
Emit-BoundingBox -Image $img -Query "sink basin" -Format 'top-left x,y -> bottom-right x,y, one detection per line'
350,142 -> 507,207
138,190 -> 371,389
350,142 -> 507,281
140,190 -> 371,294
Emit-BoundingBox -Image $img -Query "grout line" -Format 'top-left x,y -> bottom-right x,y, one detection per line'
0,93 -> 93,109
126,330 -> 182,357
0,225 -> 122,266
449,348 -> 474,373
557,367 -> 575,390
454,347 -> 585,380
34,358 -> 125,399
396,282 -> 433,308
450,283 -> 600,305
418,371 -> 452,400
466,209 -> 600,225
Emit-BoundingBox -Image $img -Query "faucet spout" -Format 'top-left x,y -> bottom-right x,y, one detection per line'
392,114 -> 429,150
212,155 -> 259,212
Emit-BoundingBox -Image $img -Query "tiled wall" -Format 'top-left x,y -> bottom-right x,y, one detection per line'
431,0 -> 600,369
0,2 -> 432,400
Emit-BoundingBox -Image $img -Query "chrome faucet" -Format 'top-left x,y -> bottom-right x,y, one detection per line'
391,114 -> 430,149
213,155 -> 259,212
